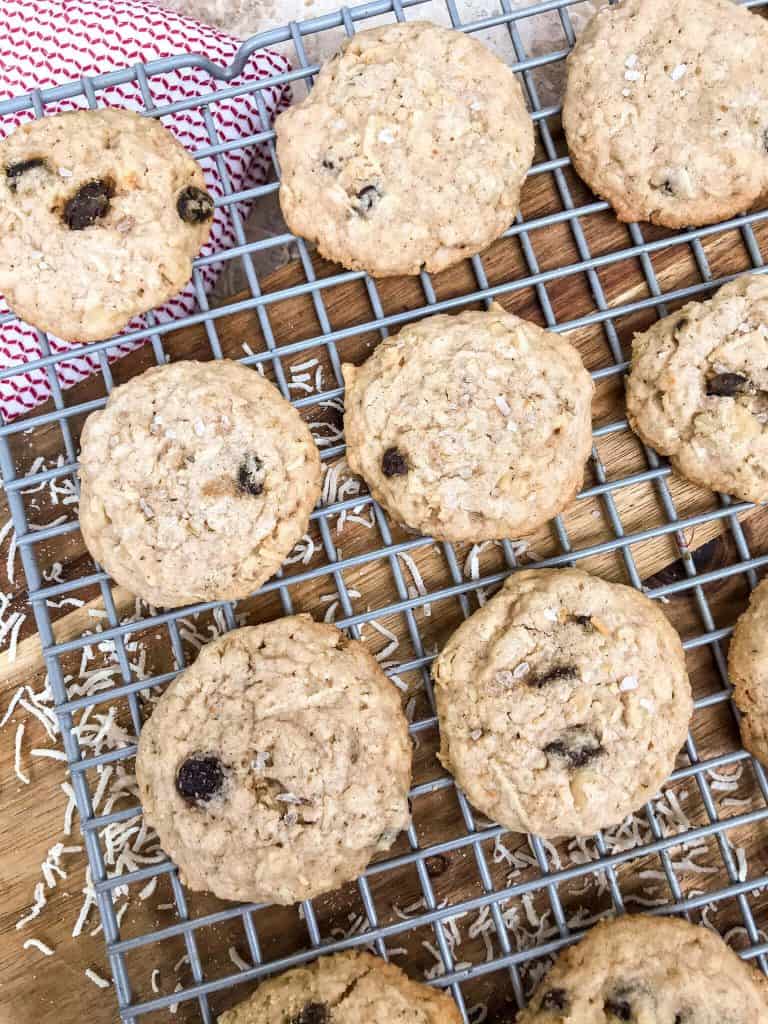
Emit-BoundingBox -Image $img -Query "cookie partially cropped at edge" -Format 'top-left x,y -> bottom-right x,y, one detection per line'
275,21 -> 534,277
518,914 -> 768,1023
729,577 -> 768,765
342,306 -> 594,543
136,618 -> 412,905
563,0 -> 768,228
433,568 -> 692,837
0,108 -> 214,341
626,274 -> 768,503
218,950 -> 461,1024
78,360 -> 321,608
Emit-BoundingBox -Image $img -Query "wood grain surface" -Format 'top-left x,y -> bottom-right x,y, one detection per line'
2,131 -> 768,1024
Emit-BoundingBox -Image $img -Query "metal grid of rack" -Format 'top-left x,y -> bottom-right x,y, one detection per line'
3,0 -> 768,1020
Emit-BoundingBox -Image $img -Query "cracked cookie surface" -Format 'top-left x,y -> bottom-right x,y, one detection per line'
78,359 -> 321,608
563,0 -> 768,228
626,274 -> 768,502
728,576 -> 768,765
0,108 -> 213,341
136,618 -> 412,904
218,950 -> 462,1023
519,914 -> 768,1022
275,21 -> 534,276
433,568 -> 692,837
342,306 -> 593,542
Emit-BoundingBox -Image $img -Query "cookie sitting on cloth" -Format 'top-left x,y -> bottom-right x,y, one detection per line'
0,0 -> 290,421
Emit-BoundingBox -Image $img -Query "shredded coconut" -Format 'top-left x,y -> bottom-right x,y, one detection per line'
84,968 -> 110,989
368,618 -> 400,662
14,722 -> 29,784
17,882 -> 46,929
23,937 -> 55,956
228,946 -> 252,972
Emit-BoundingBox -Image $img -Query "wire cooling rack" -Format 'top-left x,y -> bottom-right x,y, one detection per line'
4,0 -> 768,1020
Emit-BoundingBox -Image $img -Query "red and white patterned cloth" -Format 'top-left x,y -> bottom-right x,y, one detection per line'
0,0 -> 291,421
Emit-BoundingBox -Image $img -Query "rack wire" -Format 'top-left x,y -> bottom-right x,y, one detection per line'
3,0 -> 768,1020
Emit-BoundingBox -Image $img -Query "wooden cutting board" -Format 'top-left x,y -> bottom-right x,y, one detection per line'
2,150 -> 768,1024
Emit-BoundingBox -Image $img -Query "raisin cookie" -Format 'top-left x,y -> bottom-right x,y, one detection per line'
136,617 -> 412,904
563,0 -> 768,228
729,576 -> 768,765
79,360 -> 321,608
342,306 -> 593,542
219,950 -> 461,1024
433,568 -> 692,837
626,274 -> 768,503
275,22 -> 534,277
520,914 -> 768,1022
0,108 -> 213,341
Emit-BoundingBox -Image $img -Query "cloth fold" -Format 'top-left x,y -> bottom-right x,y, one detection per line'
0,0 -> 290,421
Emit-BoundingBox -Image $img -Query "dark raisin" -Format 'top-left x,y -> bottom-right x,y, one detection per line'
673,316 -> 689,334
572,614 -> 593,629
322,155 -> 336,171
527,665 -> 578,688
540,987 -> 568,1011
605,997 -> 632,1021
177,185 -> 214,224
237,454 -> 265,496
290,1002 -> 330,1024
5,157 -> 46,190
355,184 -> 380,215
425,853 -> 449,878
706,372 -> 749,397
382,447 -> 408,477
661,179 -> 675,196
544,728 -> 603,769
63,179 -> 114,230
176,755 -> 224,803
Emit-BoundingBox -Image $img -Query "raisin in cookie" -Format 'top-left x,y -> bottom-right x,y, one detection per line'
626,274 -> 768,503
79,360 -> 320,608
0,108 -> 213,341
275,22 -> 534,277
520,914 -> 768,1022
342,306 -> 593,542
433,568 -> 692,837
136,617 -> 412,904
563,0 -> 768,228
219,950 -> 461,1024
729,576 -> 768,765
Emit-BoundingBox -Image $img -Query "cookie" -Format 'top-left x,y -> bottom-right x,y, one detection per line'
0,108 -> 213,341
728,576 -> 768,765
218,950 -> 461,1023
136,617 -> 412,904
275,21 -> 534,277
342,306 -> 594,542
78,359 -> 321,608
626,274 -> 768,503
563,0 -> 768,228
519,914 -> 768,1022
433,568 -> 692,837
